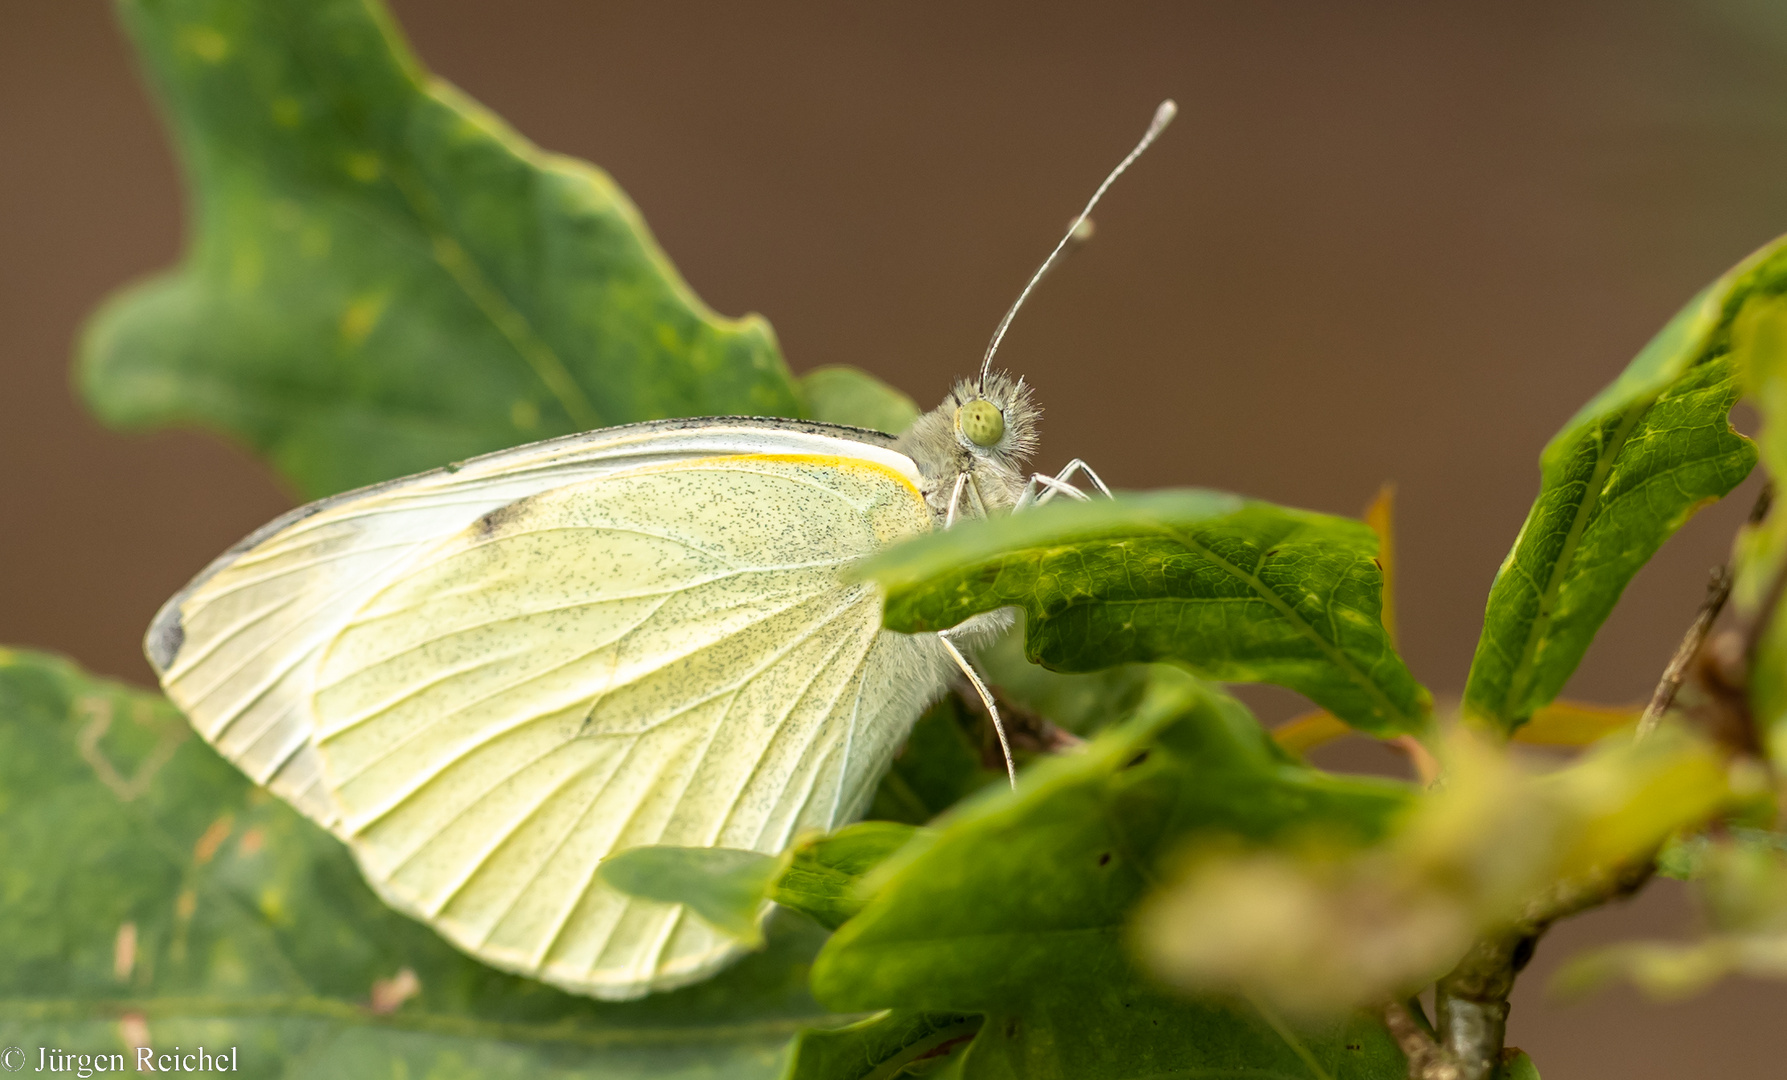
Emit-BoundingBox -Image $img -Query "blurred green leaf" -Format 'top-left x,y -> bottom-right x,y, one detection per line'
0,648 -> 842,1078
1141,724 -> 1736,1016
798,366 -> 920,435
772,823 -> 921,932
1464,240 -> 1767,731
595,824 -> 921,943
780,1010 -> 981,1080
597,847 -> 783,946
1725,237 -> 1787,769
1558,828 -> 1787,1001
867,697 -> 1003,825
83,0 -> 801,498
859,491 -> 1431,738
811,667 -> 1411,1078
975,612 -> 1152,738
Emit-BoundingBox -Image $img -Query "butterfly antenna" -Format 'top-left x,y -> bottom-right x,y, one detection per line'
978,99 -> 1178,387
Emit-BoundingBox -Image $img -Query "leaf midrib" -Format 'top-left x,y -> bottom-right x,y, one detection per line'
1496,398 -> 1652,720
1148,524 -> 1413,730
249,4 -> 604,431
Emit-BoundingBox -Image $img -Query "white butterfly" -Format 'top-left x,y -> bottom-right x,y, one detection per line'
145,101 -> 1174,1000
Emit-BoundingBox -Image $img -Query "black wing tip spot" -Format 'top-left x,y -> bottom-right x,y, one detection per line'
146,613 -> 184,674
476,500 -> 530,538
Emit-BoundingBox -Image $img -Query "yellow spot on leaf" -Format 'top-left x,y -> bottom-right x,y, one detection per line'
180,26 -> 230,63
655,323 -> 682,353
340,293 -> 391,348
175,888 -> 198,922
258,887 -> 289,925
510,399 -> 540,431
344,152 -> 383,182
237,827 -> 265,856
271,96 -> 303,128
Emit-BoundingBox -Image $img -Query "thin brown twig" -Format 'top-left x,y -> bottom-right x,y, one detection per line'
1636,564 -> 1734,739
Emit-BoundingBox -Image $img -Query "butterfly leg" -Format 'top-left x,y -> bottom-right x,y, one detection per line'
937,629 -> 1017,788
944,472 -> 969,528
1014,458 -> 1113,512
1054,459 -> 1113,497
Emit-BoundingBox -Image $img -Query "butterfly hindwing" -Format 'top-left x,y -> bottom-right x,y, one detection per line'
148,425 -> 949,999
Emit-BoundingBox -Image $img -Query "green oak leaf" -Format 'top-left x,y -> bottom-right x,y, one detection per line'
0,648 -> 843,1079
780,1010 -> 982,1080
810,667 -> 1412,1079
858,490 -> 1431,738
799,366 -> 921,435
1464,240 -> 1768,731
868,696 -> 1003,825
597,847 -> 785,946
1723,235 -> 1787,768
83,0 -> 802,498
597,823 -> 921,943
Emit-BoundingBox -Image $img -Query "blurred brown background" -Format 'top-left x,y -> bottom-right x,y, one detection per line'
6,1 -> 1787,1074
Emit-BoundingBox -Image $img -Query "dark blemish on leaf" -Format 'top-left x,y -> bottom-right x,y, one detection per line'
1264,549 -> 1279,558
1097,852 -> 1112,867
1004,1018 -> 1019,1039
1347,1043 -> 1362,1051
915,1033 -> 979,1063
1373,558 -> 1383,571
1123,749 -> 1151,769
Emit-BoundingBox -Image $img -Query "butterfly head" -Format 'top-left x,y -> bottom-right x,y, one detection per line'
896,370 -> 1039,522
951,370 -> 1039,466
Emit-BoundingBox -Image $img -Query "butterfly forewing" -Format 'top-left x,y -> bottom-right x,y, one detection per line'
149,420 -> 920,832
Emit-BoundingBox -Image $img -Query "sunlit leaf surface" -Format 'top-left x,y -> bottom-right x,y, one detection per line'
1465,242 -> 1766,731
83,0 -> 803,498
862,491 -> 1430,737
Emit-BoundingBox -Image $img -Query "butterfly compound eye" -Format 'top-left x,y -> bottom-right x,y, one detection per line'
958,399 -> 1005,448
